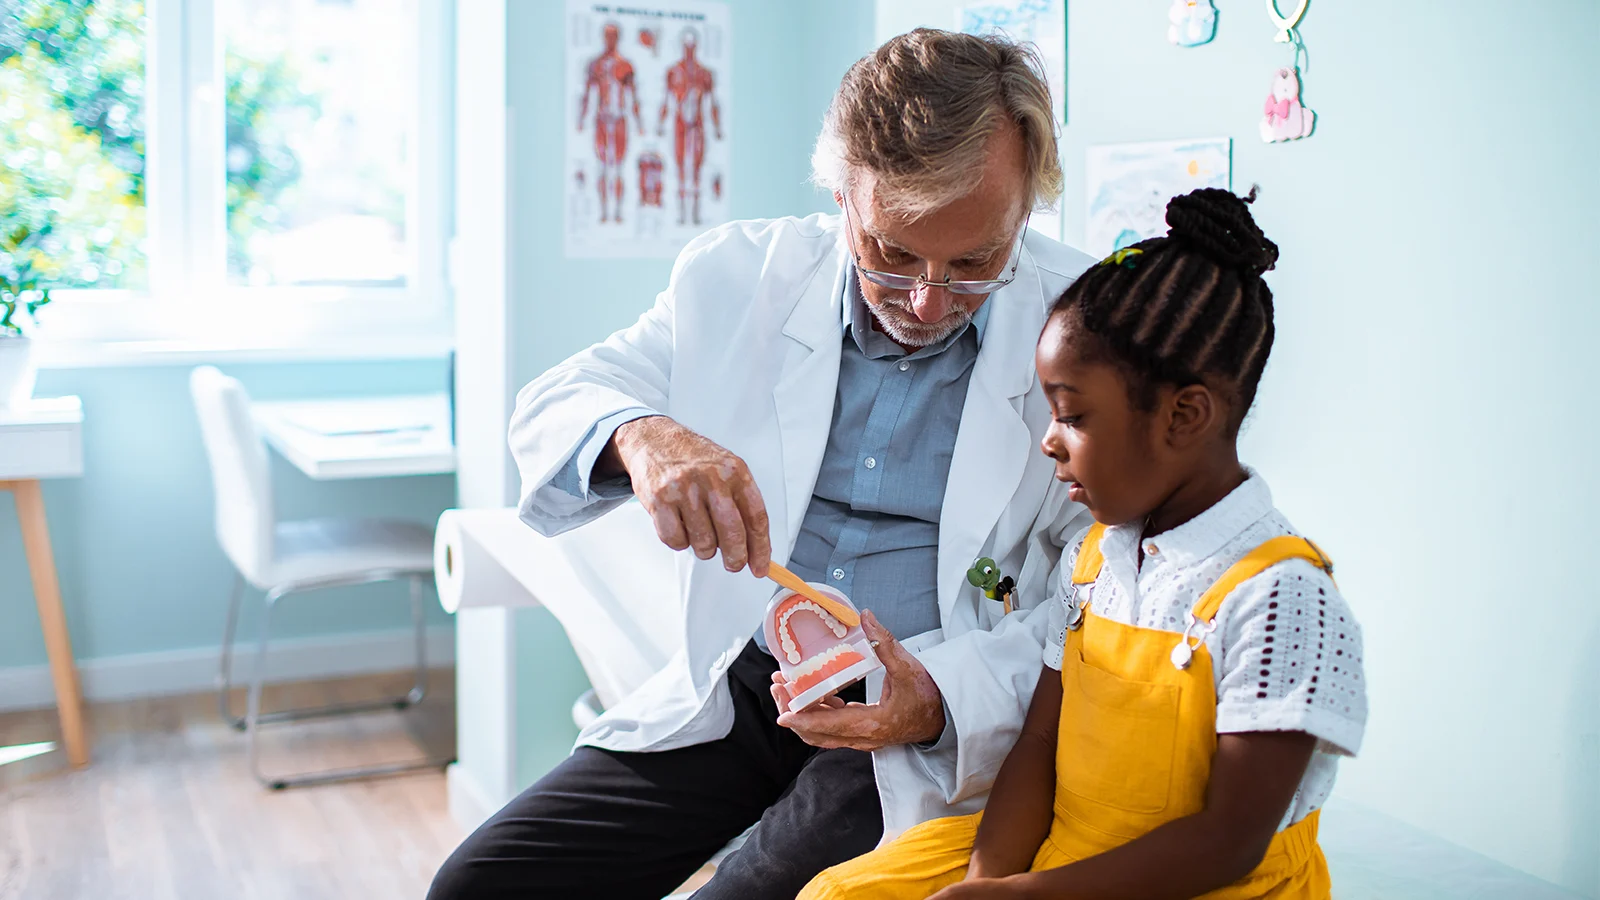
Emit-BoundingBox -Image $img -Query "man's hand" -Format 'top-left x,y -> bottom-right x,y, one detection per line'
770,611 -> 946,750
600,415 -> 772,577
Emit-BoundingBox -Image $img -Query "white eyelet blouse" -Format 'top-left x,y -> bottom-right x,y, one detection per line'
1042,471 -> 1368,831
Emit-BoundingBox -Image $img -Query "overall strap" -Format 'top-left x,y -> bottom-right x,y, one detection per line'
1190,536 -> 1334,624
1071,523 -> 1109,585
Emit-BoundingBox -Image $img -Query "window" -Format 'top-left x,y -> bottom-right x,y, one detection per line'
2,0 -> 450,356
224,0 -> 415,288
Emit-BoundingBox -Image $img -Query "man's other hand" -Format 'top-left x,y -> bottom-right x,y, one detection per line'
603,415 -> 772,577
771,611 -> 946,751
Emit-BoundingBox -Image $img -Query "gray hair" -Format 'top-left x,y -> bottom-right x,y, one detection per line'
812,28 -> 1063,219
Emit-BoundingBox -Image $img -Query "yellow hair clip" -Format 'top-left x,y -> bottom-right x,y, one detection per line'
1100,247 -> 1145,269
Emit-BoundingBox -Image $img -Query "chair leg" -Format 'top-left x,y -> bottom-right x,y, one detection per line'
225,580 -> 424,729
218,573 -> 247,730
239,575 -> 454,791
407,576 -> 429,706
245,584 -> 280,788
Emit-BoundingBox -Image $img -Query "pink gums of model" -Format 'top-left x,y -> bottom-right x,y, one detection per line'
763,583 -> 882,712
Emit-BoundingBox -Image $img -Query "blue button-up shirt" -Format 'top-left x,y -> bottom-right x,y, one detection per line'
776,272 -> 986,646
556,270 -> 985,647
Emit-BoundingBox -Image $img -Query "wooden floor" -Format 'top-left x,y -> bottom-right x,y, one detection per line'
0,670 -> 461,900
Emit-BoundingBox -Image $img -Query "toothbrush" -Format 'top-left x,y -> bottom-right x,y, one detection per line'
764,563 -> 861,629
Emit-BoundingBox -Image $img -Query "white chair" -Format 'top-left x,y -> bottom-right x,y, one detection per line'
190,365 -> 452,789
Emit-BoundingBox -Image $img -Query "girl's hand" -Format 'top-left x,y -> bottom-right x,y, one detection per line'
929,876 -> 1029,900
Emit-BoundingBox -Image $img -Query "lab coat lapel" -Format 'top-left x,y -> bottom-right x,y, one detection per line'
771,249 -> 847,560
937,244 -> 1048,627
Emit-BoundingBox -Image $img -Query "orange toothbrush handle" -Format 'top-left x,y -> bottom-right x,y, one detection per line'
766,563 -> 862,629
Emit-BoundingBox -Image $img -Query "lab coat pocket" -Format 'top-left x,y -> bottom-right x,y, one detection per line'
1057,651 -> 1179,818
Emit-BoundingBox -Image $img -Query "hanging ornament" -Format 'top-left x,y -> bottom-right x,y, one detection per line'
1168,0 -> 1218,47
1260,0 -> 1316,143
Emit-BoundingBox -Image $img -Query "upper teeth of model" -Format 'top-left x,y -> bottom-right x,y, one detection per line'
778,600 -> 849,664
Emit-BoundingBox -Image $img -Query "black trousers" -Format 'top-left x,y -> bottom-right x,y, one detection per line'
428,640 -> 883,900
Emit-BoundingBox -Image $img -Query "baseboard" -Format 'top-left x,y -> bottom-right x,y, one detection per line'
0,625 -> 456,713
446,761 -> 502,833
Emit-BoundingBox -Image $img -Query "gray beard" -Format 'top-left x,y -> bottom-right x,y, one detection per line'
867,300 -> 974,348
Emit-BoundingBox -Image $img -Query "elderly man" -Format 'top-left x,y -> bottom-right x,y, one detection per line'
430,29 -> 1095,900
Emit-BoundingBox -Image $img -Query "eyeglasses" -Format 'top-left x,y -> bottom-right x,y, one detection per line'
842,193 -> 1029,296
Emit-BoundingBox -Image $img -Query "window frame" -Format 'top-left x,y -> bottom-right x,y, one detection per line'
38,0 -> 454,360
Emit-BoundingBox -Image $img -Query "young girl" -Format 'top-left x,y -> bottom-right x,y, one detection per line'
799,188 -> 1367,900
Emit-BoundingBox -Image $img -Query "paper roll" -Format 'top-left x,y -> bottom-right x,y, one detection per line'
432,508 -> 537,613
430,503 -> 684,708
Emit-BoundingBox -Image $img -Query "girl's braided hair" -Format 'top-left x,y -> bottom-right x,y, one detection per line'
1051,186 -> 1279,430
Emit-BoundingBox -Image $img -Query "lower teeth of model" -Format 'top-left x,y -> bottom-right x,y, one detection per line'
792,643 -> 853,678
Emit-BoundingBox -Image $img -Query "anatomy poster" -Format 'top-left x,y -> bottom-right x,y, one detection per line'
957,0 -> 1066,241
565,0 -> 731,259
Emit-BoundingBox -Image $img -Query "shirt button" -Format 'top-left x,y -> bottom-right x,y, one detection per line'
864,457 -> 877,469
897,361 -> 910,372
1145,543 -> 1160,556
832,568 -> 845,580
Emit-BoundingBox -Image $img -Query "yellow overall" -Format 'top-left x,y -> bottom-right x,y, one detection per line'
799,525 -> 1336,900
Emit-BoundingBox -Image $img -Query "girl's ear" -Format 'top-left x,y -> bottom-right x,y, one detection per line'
1165,383 -> 1221,449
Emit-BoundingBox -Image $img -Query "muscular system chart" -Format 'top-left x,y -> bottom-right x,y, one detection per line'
566,1 -> 731,259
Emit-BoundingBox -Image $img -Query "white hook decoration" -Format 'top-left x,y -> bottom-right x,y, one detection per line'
1260,0 -> 1316,143
1266,0 -> 1309,43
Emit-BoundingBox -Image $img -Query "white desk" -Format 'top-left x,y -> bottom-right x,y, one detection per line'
251,393 -> 456,480
0,397 -> 88,768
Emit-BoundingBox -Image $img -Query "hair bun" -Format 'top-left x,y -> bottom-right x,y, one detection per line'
1164,186 -> 1279,277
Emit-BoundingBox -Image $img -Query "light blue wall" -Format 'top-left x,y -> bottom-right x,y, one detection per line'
0,361 -> 457,671
501,0 -> 878,785
876,0 -> 1597,892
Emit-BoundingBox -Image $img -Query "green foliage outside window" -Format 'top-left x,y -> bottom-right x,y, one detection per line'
225,43 -> 320,283
0,0 -> 146,319
0,0 -> 318,316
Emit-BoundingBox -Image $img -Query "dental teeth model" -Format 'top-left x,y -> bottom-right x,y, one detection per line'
763,583 -> 883,712
777,599 -> 849,663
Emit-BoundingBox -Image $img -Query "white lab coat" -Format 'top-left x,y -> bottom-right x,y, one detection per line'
509,213 -> 1096,840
